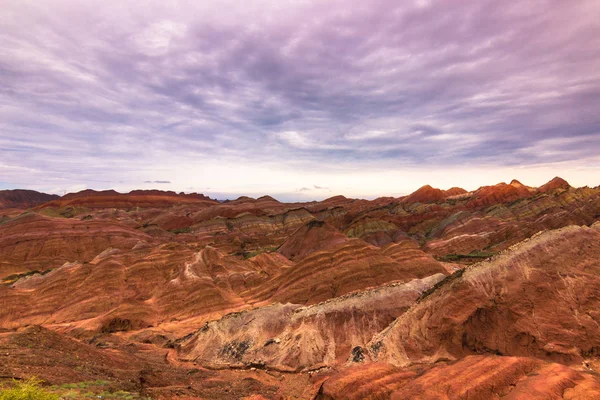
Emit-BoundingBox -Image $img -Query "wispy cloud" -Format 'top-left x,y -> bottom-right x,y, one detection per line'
1,0 -> 599,197
297,184 -> 330,193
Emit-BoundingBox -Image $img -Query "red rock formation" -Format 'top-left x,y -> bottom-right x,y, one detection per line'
179,274 -> 445,371
317,356 -> 600,399
277,220 -> 345,261
0,189 -> 58,209
256,195 -> 280,203
0,212 -> 150,276
0,243 -> 285,329
466,180 -> 534,208
250,237 -> 447,306
402,185 -> 467,204
538,176 -> 570,193
402,185 -> 446,204
0,325 -> 289,399
344,218 -> 399,246
1,180 -> 599,398
39,189 -> 217,209
443,187 -> 468,197
370,225 -> 600,367
390,355 -> 600,399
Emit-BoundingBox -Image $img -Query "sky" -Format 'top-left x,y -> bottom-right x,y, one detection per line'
1,0 -> 599,201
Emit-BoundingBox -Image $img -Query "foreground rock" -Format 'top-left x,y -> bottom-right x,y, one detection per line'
317,355 -> 600,399
179,274 -> 445,371
370,225 -> 600,367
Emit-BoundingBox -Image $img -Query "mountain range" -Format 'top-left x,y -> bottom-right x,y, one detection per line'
1,177 -> 600,399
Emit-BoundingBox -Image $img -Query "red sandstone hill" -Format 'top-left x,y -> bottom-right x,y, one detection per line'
316,224 -> 600,399
371,225 -> 600,366
444,186 -> 468,197
402,185 -> 446,203
60,189 -> 213,201
0,212 -> 151,276
37,189 -> 217,209
277,220 -> 347,261
538,176 -> 570,193
402,185 -> 467,204
0,179 -> 599,398
0,189 -> 59,210
466,179 -> 535,208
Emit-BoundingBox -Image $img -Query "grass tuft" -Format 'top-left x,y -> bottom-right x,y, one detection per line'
0,377 -> 59,400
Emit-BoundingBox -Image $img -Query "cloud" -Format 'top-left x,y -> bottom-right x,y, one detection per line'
144,180 -> 172,184
1,0 -> 600,197
297,184 -> 330,192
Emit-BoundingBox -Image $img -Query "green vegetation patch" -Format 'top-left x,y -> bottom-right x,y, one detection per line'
0,378 -> 148,400
418,268 -> 465,303
38,206 -> 90,219
54,380 -> 109,390
2,269 -> 52,285
45,380 -> 149,399
242,246 -> 280,259
169,226 -> 192,234
435,250 -> 496,263
0,377 -> 59,400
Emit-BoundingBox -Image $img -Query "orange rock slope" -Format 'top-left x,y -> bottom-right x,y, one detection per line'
0,182 -> 599,398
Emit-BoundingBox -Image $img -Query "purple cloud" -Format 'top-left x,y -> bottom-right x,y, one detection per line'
1,0 -> 599,196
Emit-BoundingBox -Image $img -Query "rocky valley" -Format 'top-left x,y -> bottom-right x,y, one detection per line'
1,178 -> 600,399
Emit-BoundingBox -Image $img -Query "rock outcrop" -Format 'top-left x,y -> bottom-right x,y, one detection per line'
538,176 -> 571,193
402,185 -> 468,204
0,189 -> 58,210
370,225 -> 600,367
1,179 -> 599,398
179,274 -> 445,371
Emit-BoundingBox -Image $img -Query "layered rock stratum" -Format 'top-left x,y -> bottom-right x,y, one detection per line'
1,180 -> 600,399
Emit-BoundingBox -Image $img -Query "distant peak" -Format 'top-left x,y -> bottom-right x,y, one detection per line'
257,195 -> 279,202
538,176 -> 570,193
235,196 -> 255,202
402,184 -> 445,204
416,184 -> 435,191
509,179 -> 523,186
0,189 -> 59,210
509,179 -> 536,192
444,187 -> 467,197
62,189 -> 119,199
321,195 -> 348,203
549,176 -> 569,185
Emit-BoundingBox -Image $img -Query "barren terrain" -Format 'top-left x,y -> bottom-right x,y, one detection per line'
1,178 -> 600,399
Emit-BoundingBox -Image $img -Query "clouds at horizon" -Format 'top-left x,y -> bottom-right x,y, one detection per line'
1,0 -> 600,198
